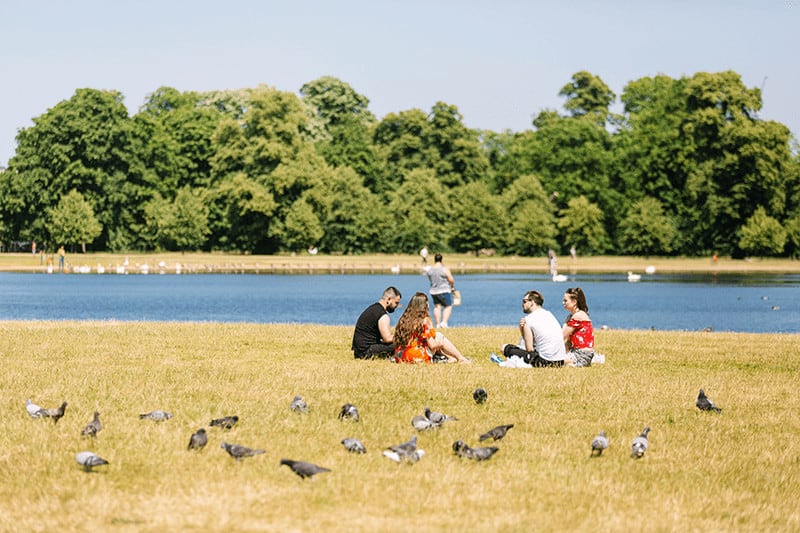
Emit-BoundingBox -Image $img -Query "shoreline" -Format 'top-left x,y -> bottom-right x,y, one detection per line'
1,252 -> 798,275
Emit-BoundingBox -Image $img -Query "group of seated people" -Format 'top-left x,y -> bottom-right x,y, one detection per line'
351,286 -> 595,367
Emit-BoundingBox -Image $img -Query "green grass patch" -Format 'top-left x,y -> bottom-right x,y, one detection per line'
1,321 -> 799,531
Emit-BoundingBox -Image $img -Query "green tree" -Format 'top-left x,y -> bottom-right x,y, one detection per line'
501,174 -> 558,255
784,214 -> 800,258
446,181 -> 507,253
559,71 -> 616,123
557,196 -> 610,255
47,190 -> 102,252
617,197 -> 678,255
386,169 -> 450,252
738,207 -> 786,256
282,198 -> 324,252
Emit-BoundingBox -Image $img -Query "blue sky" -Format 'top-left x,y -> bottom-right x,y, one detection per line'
1,0 -> 797,165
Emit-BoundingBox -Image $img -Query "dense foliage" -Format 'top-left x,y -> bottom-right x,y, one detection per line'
1,71 -> 798,256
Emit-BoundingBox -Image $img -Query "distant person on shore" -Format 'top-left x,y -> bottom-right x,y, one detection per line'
425,253 -> 455,328
561,287 -> 595,367
570,245 -> 577,261
393,292 -> 471,364
548,249 -> 558,276
496,290 -> 566,367
57,246 -> 66,272
351,286 -> 402,360
420,246 -> 428,265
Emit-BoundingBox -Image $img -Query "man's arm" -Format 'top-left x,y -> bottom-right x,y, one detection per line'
522,323 -> 534,352
378,314 -> 393,343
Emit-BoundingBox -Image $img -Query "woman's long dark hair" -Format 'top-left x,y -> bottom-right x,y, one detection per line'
566,287 -> 589,313
393,292 -> 431,348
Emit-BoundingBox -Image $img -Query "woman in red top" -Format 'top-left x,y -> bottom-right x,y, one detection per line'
562,287 -> 595,367
393,292 -> 471,364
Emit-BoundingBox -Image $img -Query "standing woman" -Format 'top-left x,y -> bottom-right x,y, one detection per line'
393,292 -> 471,364
562,287 -> 595,367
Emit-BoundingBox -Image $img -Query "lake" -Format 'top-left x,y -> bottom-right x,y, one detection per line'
1,271 -> 798,333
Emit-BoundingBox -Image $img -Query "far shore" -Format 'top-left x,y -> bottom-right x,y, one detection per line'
1,251 -> 798,275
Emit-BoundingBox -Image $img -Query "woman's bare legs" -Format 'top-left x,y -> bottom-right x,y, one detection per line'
429,332 -> 471,363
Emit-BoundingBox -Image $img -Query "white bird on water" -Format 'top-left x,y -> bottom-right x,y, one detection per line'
627,272 -> 642,282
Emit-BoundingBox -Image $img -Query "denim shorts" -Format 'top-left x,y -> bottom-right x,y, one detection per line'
432,292 -> 453,307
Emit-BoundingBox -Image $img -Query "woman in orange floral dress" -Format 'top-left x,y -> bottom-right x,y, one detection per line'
393,292 -> 471,364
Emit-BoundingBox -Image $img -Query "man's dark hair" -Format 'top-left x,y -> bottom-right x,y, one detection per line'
434,253 -> 443,263
524,290 -> 544,306
383,286 -> 402,299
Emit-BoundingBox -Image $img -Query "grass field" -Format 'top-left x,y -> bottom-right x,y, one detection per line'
2,321 -> 799,532
1,251 -> 799,275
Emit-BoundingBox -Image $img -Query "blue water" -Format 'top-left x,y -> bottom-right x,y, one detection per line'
1,272 -> 798,333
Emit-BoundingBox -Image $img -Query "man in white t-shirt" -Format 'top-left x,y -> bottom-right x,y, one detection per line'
499,290 -> 566,367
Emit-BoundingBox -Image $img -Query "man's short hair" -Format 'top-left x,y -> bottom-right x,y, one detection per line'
434,253 -> 443,263
383,286 -> 401,299
524,290 -> 544,306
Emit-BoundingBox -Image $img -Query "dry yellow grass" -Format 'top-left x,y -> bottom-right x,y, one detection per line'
1,321 -> 799,531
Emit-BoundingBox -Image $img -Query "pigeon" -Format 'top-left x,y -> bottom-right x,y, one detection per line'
424,407 -> 457,427
140,410 -> 173,422
81,411 -> 102,437
26,399 -> 44,418
338,403 -> 360,422
479,424 -> 514,442
209,415 -> 239,429
696,389 -> 722,413
388,435 -> 417,455
452,440 -> 499,461
412,414 -> 435,431
341,437 -> 367,454
289,395 -> 309,413
280,459 -> 331,479
383,448 -> 425,463
631,427 -> 650,458
188,428 -> 207,451
220,441 -> 265,460
472,387 -> 488,404
591,430 -> 609,456
39,401 -> 68,424
76,451 -> 109,472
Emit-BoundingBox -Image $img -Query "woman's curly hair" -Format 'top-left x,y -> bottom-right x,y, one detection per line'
393,292 -> 432,348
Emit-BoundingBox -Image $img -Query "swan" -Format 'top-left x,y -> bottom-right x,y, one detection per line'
627,271 -> 642,282
552,273 -> 568,282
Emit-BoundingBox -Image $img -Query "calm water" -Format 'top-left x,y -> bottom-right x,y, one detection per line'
1,272 -> 798,333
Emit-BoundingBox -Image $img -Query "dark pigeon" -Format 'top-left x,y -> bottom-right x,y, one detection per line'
188,428 -> 208,451
341,438 -> 367,454
140,410 -> 173,422
696,389 -> 722,413
479,424 -> 514,442
452,440 -> 499,461
39,401 -> 68,424
280,459 -> 331,479
338,403 -> 360,422
631,427 -> 650,458
472,387 -> 488,404
76,451 -> 109,472
220,441 -> 265,461
210,415 -> 239,429
290,395 -> 309,413
591,430 -> 609,456
81,411 -> 102,437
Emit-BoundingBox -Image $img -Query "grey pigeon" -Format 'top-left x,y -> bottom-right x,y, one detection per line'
290,395 -> 309,413
280,459 -> 331,479
140,410 -> 173,422
341,437 -> 367,454
81,411 -> 102,437
388,434 -> 417,455
39,401 -> 68,424
472,387 -> 488,404
338,403 -> 360,422
220,441 -> 265,460
383,448 -> 425,463
411,414 -> 435,431
631,427 -> 650,458
26,399 -> 43,418
591,430 -> 609,456
452,440 -> 499,461
75,451 -> 109,472
696,389 -> 722,413
479,424 -> 514,442
188,428 -> 207,451
210,415 -> 239,429
424,406 -> 457,427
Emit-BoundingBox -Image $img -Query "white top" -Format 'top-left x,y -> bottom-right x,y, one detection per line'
518,308 -> 567,361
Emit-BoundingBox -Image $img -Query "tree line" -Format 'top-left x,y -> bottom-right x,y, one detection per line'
1,70 -> 798,257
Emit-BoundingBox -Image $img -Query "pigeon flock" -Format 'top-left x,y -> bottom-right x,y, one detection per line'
28,385 -> 724,477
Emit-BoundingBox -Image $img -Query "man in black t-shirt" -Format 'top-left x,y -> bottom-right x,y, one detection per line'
351,287 -> 402,359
